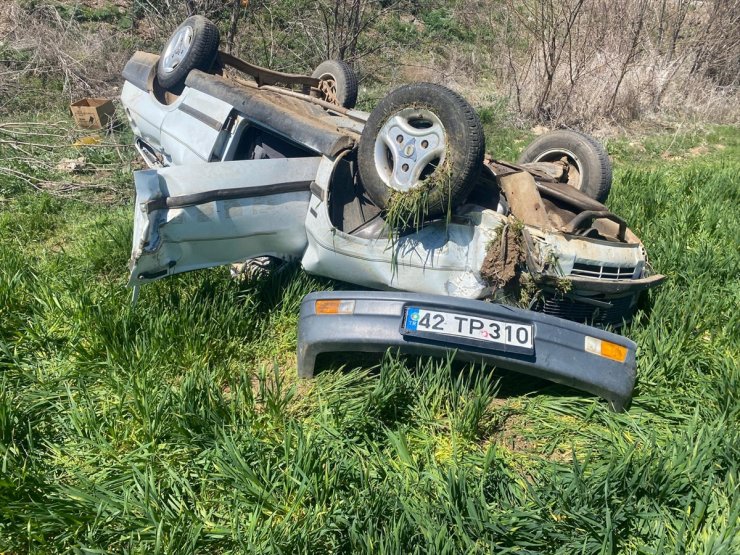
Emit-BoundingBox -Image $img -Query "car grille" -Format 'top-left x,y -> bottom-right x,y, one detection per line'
535,294 -> 637,327
571,263 -> 637,280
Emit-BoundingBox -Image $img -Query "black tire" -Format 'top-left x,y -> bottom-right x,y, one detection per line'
357,83 -> 484,219
157,16 -> 220,93
518,130 -> 612,202
311,60 -> 358,109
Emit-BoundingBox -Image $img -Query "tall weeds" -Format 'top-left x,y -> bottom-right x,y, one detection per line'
1,0 -> 737,124
491,0 -> 740,125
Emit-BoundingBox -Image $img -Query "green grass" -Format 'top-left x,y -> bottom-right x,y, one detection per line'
1,123 -> 739,553
478,104 -> 533,161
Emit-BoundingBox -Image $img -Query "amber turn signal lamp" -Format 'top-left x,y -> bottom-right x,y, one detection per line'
584,336 -> 628,363
315,299 -> 356,315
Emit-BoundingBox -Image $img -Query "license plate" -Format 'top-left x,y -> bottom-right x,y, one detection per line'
401,307 -> 534,353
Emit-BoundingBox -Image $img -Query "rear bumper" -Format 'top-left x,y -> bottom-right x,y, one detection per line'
298,291 -> 637,411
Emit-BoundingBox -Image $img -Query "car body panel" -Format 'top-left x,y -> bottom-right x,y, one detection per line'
121,81 -> 170,154
300,156 -> 503,297
128,157 -> 321,284
303,198 -> 501,299
122,81 -> 235,166
159,88 -> 234,165
298,291 -> 637,411
184,70 -> 358,157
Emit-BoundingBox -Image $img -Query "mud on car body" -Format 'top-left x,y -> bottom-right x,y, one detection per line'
121,16 -> 664,329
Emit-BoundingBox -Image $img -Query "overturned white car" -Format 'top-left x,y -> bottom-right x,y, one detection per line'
121,16 -> 663,329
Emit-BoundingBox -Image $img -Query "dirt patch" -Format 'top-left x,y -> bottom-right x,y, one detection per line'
546,445 -> 574,463
480,224 -> 526,290
662,144 -> 713,161
688,145 -> 710,156
487,408 -> 574,463
494,411 -> 535,453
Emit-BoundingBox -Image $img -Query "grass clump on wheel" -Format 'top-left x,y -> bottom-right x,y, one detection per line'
384,154 -> 454,232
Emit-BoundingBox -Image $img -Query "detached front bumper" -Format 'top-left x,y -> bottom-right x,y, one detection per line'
298,291 -> 638,411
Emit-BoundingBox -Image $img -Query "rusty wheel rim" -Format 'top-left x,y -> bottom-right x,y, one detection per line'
532,148 -> 583,190
317,75 -> 339,106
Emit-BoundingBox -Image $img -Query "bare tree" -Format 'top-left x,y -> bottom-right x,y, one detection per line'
507,0 -> 586,120
607,0 -> 648,115
226,0 -> 244,53
314,0 -> 379,61
690,0 -> 740,86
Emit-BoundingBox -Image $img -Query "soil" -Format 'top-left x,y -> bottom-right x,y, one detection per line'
495,412 -> 535,453
480,224 -> 525,289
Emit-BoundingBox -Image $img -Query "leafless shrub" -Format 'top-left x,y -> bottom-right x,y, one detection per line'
0,1 -> 131,111
492,0 -> 739,127
133,0 -> 220,26
1,0 -> 737,127
235,1 -> 407,72
0,119 -> 134,202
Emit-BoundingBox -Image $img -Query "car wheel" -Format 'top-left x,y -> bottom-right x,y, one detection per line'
518,130 -> 612,203
157,15 -> 220,93
357,82 -> 484,219
311,60 -> 358,109
230,256 -> 283,280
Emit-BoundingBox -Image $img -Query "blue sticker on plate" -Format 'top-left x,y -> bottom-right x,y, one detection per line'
405,307 -> 420,331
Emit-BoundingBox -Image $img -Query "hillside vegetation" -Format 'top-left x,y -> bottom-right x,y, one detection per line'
0,0 -> 739,552
0,0 -> 738,126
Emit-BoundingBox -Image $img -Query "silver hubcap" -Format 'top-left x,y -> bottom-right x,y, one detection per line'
162,26 -> 194,74
374,108 -> 447,192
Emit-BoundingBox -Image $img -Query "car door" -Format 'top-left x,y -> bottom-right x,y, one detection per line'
121,81 -> 236,167
158,87 -> 236,166
128,157 -> 322,285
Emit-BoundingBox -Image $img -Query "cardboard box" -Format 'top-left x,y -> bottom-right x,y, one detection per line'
70,98 -> 116,130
